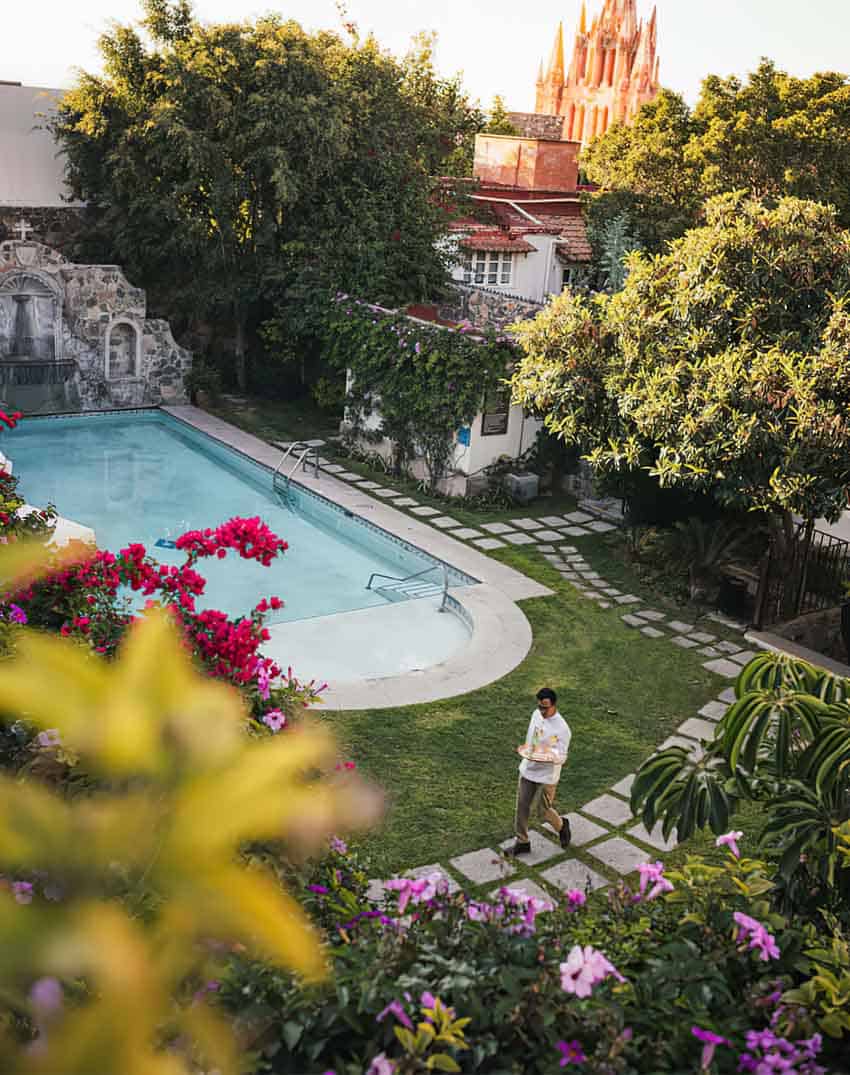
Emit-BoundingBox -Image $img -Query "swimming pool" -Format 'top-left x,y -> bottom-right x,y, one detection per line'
7,410 -> 476,632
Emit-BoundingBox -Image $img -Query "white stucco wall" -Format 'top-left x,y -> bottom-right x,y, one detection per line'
0,84 -> 78,207
450,235 -> 559,303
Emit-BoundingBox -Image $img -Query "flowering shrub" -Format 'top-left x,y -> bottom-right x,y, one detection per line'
215,840 -> 845,1073
322,296 -> 514,488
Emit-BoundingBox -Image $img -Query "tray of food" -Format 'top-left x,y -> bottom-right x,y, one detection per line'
517,744 -> 563,763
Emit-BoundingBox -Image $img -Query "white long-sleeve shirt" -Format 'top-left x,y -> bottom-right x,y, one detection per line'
518,709 -> 571,785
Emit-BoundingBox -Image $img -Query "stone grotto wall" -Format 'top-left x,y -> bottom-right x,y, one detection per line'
0,238 -> 190,412
437,283 -> 544,331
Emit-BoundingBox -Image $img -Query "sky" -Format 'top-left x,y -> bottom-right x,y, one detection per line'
3,0 -> 850,111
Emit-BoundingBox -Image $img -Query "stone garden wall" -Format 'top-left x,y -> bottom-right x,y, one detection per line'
437,284 -> 544,331
0,207 -> 87,256
0,239 -> 191,412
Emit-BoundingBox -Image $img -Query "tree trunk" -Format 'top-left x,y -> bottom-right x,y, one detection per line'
767,509 -> 812,621
234,313 -> 247,393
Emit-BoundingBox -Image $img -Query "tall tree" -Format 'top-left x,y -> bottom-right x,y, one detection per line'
51,2 -> 461,390
512,194 -> 850,556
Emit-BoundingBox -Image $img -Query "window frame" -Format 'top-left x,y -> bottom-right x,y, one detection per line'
480,385 -> 511,437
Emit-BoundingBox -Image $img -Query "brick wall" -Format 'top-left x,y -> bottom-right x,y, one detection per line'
506,112 -> 568,141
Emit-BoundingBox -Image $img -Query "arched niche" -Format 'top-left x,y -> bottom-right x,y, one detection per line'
0,269 -> 63,362
105,319 -> 141,380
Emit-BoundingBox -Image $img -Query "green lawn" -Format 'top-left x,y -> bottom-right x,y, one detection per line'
324,543 -> 746,876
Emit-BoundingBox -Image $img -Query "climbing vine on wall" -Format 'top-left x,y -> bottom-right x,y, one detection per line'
323,297 -> 516,488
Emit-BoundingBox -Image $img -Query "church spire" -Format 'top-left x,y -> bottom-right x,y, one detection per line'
579,0 -> 587,35
546,21 -> 565,83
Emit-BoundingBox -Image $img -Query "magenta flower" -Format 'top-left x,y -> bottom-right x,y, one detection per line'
35,729 -> 61,749
330,836 -> 348,855
556,1039 -> 587,1066
12,881 -> 33,904
565,888 -> 587,911
262,709 -> 286,732
636,861 -> 674,901
8,603 -> 27,624
692,1026 -> 730,1070
367,1055 -> 396,1075
29,978 -> 63,1015
376,999 -> 412,1029
734,912 -> 781,961
716,830 -> 744,858
560,945 -> 624,998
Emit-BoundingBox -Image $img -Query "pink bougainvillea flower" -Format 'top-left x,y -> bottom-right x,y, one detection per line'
556,1039 -> 587,1066
261,709 -> 287,733
691,1026 -> 730,1070
733,912 -> 781,961
716,830 -> 744,858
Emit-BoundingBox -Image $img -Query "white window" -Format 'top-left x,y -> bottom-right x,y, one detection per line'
466,251 -> 514,287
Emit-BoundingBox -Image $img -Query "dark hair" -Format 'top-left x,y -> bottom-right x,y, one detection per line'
536,687 -> 557,705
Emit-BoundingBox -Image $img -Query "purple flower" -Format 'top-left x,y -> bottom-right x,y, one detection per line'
560,945 -> 624,998
692,1026 -> 730,1070
734,912 -> 781,961
13,881 -> 33,904
415,342 -> 421,354
376,999 -> 413,1029
256,665 -> 272,700
421,991 -> 437,1009
8,603 -> 27,624
716,830 -> 744,858
636,861 -> 674,901
29,978 -> 63,1015
262,709 -> 286,732
565,888 -> 587,911
556,1039 -> 587,1066
307,884 -> 329,895
330,836 -> 348,855
35,729 -> 61,749
367,1055 -> 395,1075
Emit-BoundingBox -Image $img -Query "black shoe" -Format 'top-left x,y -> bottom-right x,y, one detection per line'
559,817 -> 572,849
508,841 -> 531,856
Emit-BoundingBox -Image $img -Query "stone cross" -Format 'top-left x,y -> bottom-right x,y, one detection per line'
13,220 -> 34,241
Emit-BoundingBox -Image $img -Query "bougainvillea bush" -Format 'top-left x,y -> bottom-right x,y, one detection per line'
215,840 -> 848,1075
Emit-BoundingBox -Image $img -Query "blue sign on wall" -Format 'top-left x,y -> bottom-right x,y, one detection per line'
457,426 -> 471,447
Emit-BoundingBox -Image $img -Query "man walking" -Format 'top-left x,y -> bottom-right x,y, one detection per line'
511,687 -> 572,855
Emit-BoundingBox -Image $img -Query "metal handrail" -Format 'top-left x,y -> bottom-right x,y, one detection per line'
367,563 -> 450,611
286,445 -> 319,481
272,442 -> 319,487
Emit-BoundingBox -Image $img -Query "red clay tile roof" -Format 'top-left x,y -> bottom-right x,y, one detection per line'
460,234 -> 536,253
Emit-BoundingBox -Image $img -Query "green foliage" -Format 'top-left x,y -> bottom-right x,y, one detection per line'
631,649 -> 850,917
324,298 -> 511,488
483,95 -> 518,136
785,916 -> 850,1038
512,193 -> 850,529
50,1 -> 465,390
582,60 -> 850,248
595,211 -> 643,293
663,516 -> 757,601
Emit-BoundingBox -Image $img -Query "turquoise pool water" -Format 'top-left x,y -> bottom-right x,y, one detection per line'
8,411 -> 473,624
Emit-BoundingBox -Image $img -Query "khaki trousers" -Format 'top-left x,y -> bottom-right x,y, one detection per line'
515,775 -> 563,843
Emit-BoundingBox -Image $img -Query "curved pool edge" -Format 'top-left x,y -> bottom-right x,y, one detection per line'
312,583 -> 534,711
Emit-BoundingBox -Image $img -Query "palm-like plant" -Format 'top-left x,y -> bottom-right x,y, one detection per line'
632,650 -> 850,914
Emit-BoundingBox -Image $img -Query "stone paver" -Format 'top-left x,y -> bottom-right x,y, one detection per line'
544,812 -> 609,846
579,571 -> 603,581
536,530 -> 563,541
641,626 -> 665,639
338,471 -> 364,481
621,613 -> 643,627
473,537 -> 506,550
539,516 -> 569,527
537,545 -> 556,553
452,528 -> 483,541
690,631 -> 717,644
410,506 -> 439,516
699,700 -> 728,721
541,858 -> 609,892
563,512 -> 593,524
406,863 -> 460,893
391,496 -> 418,506
322,463 -> 345,473
511,518 -> 540,531
635,609 -> 666,621
481,522 -> 513,534
582,794 -> 634,827
678,717 -> 718,741
431,516 -> 461,529
728,649 -> 758,665
719,687 -> 737,703
373,487 -> 402,498
597,600 -> 612,609
359,481 -> 383,490
565,554 -> 586,564
611,774 -> 635,798
707,611 -> 747,632
558,571 -> 579,581
450,848 -> 516,885
498,829 -> 562,867
614,594 -> 640,604
699,646 -> 721,658
558,546 -> 579,554
602,588 -> 622,597
504,533 -> 537,546
562,526 -> 590,536
627,822 -> 678,852
491,878 -> 555,904
703,657 -> 742,678
671,635 -> 699,649
669,620 -> 695,633
366,878 -> 387,903
715,640 -> 743,654
587,520 -> 617,532
588,837 -> 651,875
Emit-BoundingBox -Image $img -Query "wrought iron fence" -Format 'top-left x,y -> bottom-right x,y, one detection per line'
753,523 -> 850,628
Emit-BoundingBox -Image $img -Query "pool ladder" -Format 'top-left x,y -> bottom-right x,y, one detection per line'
366,564 -> 450,611
272,442 -> 321,497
